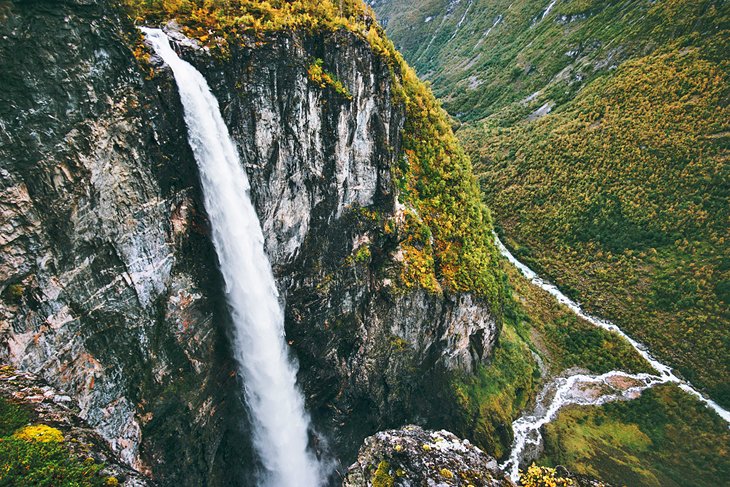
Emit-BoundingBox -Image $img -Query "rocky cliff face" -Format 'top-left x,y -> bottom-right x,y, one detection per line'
1,1 -> 243,483
0,0 -> 499,484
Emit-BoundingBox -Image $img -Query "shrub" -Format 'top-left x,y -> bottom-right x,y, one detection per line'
13,425 -> 64,443
519,464 -> 575,487
307,58 -> 352,100
0,437 -> 105,486
0,398 -> 30,437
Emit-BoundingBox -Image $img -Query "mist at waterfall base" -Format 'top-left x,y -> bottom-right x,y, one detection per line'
142,28 -> 326,487
495,235 -> 730,480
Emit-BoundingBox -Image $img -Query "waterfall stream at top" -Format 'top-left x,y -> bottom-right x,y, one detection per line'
142,28 -> 325,487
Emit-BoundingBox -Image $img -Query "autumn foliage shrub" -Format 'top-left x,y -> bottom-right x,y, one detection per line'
519,464 -> 574,487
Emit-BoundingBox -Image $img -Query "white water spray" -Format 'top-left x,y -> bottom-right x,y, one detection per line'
142,28 -> 323,486
495,235 -> 730,480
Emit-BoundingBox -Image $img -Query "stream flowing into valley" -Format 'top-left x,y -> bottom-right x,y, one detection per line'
142,28 -> 323,487
495,236 -> 730,480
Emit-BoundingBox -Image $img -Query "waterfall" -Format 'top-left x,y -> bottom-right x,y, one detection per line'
541,0 -> 558,20
495,235 -> 730,480
141,28 -> 323,486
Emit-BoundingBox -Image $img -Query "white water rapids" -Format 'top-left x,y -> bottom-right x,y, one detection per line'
142,28 -> 324,486
495,236 -> 730,480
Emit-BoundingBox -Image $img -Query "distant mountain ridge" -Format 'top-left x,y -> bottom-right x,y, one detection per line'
375,0 -> 726,122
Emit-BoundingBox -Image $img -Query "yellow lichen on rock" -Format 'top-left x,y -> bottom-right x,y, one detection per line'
372,460 -> 394,487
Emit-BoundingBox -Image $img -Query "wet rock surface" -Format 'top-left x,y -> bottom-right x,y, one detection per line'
0,0 -> 500,484
343,425 -> 514,486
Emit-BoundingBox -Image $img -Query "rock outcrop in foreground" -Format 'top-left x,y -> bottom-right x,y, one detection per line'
344,425 -> 514,486
0,366 -> 150,485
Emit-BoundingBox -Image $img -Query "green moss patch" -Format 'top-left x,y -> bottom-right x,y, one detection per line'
0,398 -> 107,486
540,385 -> 730,487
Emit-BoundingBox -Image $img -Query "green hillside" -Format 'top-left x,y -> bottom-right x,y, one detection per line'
375,0 -> 730,408
540,385 -> 730,486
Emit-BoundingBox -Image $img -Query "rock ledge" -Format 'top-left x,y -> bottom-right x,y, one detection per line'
344,425 -> 514,486
0,365 -> 150,486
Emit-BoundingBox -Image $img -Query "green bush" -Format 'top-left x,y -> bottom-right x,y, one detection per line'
0,398 -> 30,437
0,399 -> 106,487
0,437 -> 105,486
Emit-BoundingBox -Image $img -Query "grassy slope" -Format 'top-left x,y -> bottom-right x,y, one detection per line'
376,0 -> 730,408
453,254 -> 730,485
452,259 -> 651,460
540,385 -> 730,486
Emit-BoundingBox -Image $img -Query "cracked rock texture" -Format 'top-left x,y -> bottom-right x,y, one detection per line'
343,425 -> 514,486
0,0 -> 500,484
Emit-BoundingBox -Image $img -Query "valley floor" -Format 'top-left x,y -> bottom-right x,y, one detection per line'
491,236 -> 730,486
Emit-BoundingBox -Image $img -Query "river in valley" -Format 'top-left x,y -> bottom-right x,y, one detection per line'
495,236 -> 730,480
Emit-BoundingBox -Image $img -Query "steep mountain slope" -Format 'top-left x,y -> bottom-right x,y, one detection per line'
0,0 -> 504,483
375,0 -> 730,409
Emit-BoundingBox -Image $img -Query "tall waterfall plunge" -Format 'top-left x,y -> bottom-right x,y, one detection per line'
142,28 -> 324,486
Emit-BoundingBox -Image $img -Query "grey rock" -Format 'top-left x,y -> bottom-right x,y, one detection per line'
343,425 -> 514,486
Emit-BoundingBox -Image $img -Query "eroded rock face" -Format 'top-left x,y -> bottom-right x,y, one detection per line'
344,425 -> 514,486
183,31 -> 499,460
0,0 -> 500,484
1,1 -> 245,483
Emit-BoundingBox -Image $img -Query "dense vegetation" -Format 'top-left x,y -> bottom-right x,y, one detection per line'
125,0 -> 503,308
125,0 -> 373,54
376,0 -> 727,122
377,0 -> 730,408
448,260 -> 650,460
540,385 -> 730,487
0,398 -> 109,486
456,256 -> 730,482
461,3 -> 730,406
376,0 -> 730,481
